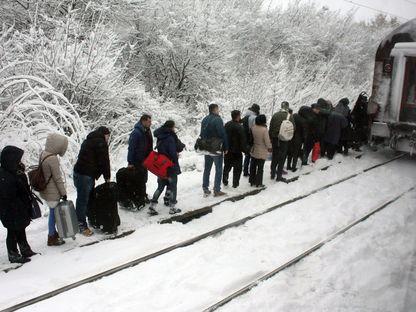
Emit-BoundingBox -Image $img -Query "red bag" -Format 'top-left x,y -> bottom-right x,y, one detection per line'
143,151 -> 174,179
312,142 -> 321,163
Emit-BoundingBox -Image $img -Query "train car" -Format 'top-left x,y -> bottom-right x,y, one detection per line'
369,18 -> 416,154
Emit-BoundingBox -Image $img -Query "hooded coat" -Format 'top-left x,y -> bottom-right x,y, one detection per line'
324,112 -> 348,145
154,126 -> 181,175
250,125 -> 272,160
39,133 -> 68,202
0,146 -> 32,230
74,129 -> 111,180
127,122 -> 154,167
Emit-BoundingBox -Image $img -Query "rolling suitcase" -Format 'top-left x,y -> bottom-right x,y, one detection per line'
88,182 -> 120,234
116,167 -> 146,210
55,200 -> 79,240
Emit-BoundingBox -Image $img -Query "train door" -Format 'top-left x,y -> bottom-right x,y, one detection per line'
400,56 -> 416,123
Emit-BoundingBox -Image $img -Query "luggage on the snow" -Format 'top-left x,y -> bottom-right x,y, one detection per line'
55,200 -> 79,239
312,142 -> 321,163
116,167 -> 146,209
143,151 -> 173,179
88,182 -> 120,234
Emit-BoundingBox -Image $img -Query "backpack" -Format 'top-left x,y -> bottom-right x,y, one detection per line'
28,154 -> 53,192
278,113 -> 294,141
242,115 -> 254,147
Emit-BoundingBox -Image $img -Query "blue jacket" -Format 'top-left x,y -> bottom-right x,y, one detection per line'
200,113 -> 229,151
127,122 -> 153,166
154,127 -> 181,175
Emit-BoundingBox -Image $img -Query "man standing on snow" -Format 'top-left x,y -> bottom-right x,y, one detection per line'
269,101 -> 294,182
127,114 -> 153,208
223,110 -> 248,189
241,104 -> 260,176
200,103 -> 229,197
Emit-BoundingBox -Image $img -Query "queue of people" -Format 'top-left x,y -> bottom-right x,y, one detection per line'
0,93 -> 369,264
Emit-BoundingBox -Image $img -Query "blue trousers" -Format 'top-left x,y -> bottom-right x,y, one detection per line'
203,155 -> 223,193
151,174 -> 178,206
73,172 -> 95,228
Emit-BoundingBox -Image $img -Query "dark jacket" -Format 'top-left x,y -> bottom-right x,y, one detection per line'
200,113 -> 229,151
324,112 -> 348,145
74,129 -> 111,180
291,113 -> 308,144
298,106 -> 319,141
127,122 -> 153,167
0,146 -> 32,230
269,110 -> 294,139
225,120 -> 248,154
154,126 -> 181,175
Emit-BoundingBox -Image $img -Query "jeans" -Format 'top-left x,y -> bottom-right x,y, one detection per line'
270,138 -> 280,178
151,174 -> 178,207
73,172 -> 95,228
276,140 -> 289,179
6,229 -> 28,254
203,155 -> 223,193
243,153 -> 251,176
249,157 -> 265,186
223,152 -> 243,187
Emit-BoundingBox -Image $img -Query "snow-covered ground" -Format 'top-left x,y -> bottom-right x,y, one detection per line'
0,148 -> 414,311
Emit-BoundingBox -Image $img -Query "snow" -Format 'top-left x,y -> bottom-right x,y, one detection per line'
0,149 -> 415,312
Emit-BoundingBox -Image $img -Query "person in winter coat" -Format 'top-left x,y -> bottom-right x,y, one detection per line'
287,111 -> 308,172
74,127 -> 111,236
322,112 -> 348,159
241,104 -> 260,176
351,92 -> 369,150
0,146 -> 36,264
127,114 -> 153,208
149,120 -> 183,216
200,103 -> 229,197
334,98 -> 352,155
298,104 -> 320,165
316,98 -> 332,157
250,115 -> 272,187
269,101 -> 294,182
39,133 -> 68,246
223,110 -> 248,188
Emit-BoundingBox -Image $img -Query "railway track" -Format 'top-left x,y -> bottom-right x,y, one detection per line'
0,153 -> 405,312
203,185 -> 415,312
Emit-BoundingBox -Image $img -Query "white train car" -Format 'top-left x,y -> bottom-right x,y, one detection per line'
369,18 -> 416,154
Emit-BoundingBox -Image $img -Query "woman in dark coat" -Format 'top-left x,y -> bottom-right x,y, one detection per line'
148,120 -> 184,216
335,98 -> 353,155
0,146 -> 36,263
322,112 -> 348,159
351,92 -> 369,150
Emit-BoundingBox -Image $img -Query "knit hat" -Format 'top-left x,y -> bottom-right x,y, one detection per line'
163,120 -> 175,128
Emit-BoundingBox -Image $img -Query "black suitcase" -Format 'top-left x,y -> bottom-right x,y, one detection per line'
88,182 -> 120,234
116,167 -> 146,210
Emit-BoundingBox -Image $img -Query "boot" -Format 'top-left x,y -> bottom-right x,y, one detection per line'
148,201 -> 158,216
8,251 -> 31,264
18,243 -> 38,258
169,204 -> 182,215
47,233 -> 65,246
214,191 -> 227,197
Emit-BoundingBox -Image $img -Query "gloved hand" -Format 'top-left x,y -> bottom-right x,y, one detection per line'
61,195 -> 67,201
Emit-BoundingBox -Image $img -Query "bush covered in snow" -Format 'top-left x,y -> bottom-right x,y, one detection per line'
0,0 -> 399,167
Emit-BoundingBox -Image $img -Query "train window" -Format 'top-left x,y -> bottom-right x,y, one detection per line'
400,57 -> 416,122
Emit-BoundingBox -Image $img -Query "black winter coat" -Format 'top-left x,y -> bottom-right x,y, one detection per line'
291,113 -> 308,145
74,129 -> 111,180
225,120 -> 248,154
0,146 -> 32,230
324,112 -> 348,145
298,106 -> 319,141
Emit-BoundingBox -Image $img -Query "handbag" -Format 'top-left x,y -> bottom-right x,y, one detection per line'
143,151 -> 174,179
29,192 -> 43,219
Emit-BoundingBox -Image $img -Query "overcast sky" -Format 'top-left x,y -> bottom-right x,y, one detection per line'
269,0 -> 416,22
